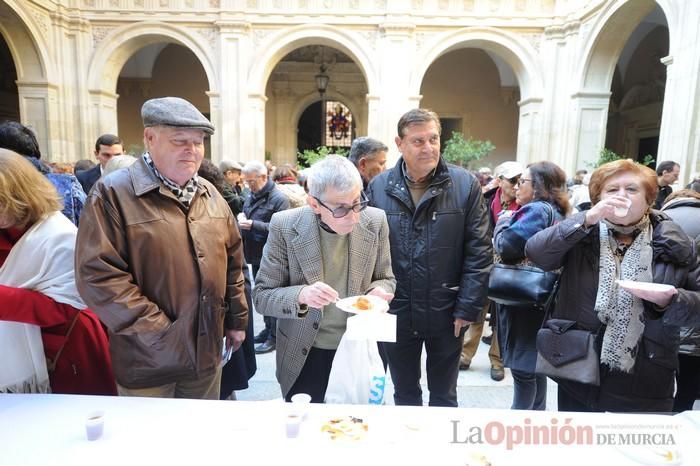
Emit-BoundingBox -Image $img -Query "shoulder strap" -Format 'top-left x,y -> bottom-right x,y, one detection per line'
544,201 -> 556,228
46,311 -> 80,372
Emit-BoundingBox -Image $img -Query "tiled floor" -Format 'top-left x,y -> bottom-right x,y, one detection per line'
236,308 -> 559,410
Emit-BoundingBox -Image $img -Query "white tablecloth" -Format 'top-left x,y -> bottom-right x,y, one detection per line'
0,394 -> 696,465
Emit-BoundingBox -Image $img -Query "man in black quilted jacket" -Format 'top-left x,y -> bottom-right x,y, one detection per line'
367,108 -> 493,407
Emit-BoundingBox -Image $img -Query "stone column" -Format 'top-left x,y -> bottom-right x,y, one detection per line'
16,82 -> 59,161
568,91 -> 612,171
655,1 -> 700,183
245,93 -> 268,164
516,97 -> 544,166
270,88 -> 296,165
87,90 -> 119,142
48,11 -> 93,162
216,19 -> 251,163
539,20 -> 582,174
376,21 -> 417,164
206,91 -> 221,163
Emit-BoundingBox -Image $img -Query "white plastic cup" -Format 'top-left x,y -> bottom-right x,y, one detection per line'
290,393 -> 312,404
85,411 -> 105,441
290,392 -> 312,419
614,198 -> 631,218
285,414 -> 302,438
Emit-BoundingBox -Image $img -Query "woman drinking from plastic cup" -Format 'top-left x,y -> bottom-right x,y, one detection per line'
526,159 -> 700,412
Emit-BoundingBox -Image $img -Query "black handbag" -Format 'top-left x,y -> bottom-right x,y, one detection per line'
535,319 -> 600,386
487,263 -> 559,308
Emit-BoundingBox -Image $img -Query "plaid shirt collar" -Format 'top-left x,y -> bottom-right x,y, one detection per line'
142,152 -> 199,209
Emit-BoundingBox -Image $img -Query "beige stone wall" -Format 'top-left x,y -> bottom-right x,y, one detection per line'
1,0 -> 699,181
420,48 -> 519,167
116,44 -> 209,156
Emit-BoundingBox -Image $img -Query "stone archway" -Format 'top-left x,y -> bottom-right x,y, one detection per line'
246,25 -> 376,164
572,0 -> 674,171
86,22 -> 217,157
577,0 -> 672,92
116,43 -> 211,156
0,0 -> 55,158
413,27 -> 544,164
292,89 -> 361,161
264,44 -> 366,165
419,48 -> 520,168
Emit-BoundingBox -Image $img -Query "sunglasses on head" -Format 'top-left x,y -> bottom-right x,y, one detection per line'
499,175 -> 521,185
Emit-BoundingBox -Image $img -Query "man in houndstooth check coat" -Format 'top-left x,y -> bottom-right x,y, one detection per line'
253,155 -> 395,402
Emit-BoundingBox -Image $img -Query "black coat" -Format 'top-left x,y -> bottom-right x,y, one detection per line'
526,211 -> 700,412
220,264 -> 257,396
367,157 -> 493,336
76,164 -> 101,194
241,179 -> 290,266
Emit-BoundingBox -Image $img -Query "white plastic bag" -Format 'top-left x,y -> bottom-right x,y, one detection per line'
325,335 -> 387,405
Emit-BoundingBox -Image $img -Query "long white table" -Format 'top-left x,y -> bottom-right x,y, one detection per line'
1,394 -> 697,465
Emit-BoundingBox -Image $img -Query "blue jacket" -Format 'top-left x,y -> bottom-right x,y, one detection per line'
26,157 -> 85,226
46,173 -> 85,226
493,200 -> 562,371
367,157 -> 493,336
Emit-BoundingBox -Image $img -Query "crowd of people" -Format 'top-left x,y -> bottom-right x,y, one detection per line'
1,99 -> 700,414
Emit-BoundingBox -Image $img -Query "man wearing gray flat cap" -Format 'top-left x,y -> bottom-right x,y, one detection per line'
76,96 -> 248,399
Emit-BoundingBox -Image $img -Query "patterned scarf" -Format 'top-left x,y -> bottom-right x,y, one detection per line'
143,153 -> 199,209
595,215 -> 653,373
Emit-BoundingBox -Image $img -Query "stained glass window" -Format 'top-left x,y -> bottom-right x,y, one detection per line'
324,101 -> 353,148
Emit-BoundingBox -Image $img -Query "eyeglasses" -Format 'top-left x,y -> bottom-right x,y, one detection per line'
314,192 -> 369,218
517,178 -> 533,186
244,175 -> 264,184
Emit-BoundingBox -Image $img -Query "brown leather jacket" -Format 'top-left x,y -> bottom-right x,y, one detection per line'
75,157 -> 248,389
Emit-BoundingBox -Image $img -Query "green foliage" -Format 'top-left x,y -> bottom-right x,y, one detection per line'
588,148 -> 655,169
640,154 -> 655,167
126,144 -> 144,156
296,146 -> 348,168
441,132 -> 495,169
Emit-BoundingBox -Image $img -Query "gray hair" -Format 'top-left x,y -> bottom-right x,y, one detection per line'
103,154 -> 137,177
348,137 -> 388,167
242,160 -> 267,176
307,155 -> 362,199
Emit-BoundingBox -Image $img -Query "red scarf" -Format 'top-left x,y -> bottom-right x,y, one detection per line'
490,187 -> 519,224
0,226 -> 28,267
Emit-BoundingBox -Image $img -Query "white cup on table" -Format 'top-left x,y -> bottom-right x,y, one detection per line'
85,410 -> 105,441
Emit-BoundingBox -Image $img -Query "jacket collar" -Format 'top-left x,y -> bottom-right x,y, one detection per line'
129,156 -> 211,199
388,156 -> 451,187
385,156 -> 451,208
290,206 -> 377,296
252,179 -> 275,200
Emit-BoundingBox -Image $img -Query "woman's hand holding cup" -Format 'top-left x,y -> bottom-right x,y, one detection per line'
585,196 -> 632,226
